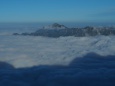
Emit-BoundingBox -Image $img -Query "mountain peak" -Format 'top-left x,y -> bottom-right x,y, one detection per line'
43,23 -> 67,29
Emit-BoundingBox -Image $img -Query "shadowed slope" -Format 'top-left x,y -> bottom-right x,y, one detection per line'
0,53 -> 115,86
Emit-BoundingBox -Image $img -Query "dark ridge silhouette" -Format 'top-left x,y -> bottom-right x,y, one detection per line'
0,61 -> 14,69
0,53 -> 115,86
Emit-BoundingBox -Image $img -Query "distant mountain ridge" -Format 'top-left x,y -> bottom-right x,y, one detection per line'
13,23 -> 115,37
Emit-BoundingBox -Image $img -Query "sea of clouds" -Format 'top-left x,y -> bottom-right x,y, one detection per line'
0,35 -> 115,86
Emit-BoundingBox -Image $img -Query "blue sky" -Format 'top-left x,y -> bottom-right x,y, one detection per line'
0,0 -> 115,23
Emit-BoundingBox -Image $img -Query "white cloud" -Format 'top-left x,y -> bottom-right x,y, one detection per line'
0,35 -> 115,86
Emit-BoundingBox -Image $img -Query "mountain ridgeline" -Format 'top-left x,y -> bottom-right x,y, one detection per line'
13,23 -> 115,37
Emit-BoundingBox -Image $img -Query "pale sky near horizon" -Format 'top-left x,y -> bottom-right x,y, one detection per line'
0,0 -> 115,23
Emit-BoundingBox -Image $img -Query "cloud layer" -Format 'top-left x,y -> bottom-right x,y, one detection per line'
0,35 -> 115,85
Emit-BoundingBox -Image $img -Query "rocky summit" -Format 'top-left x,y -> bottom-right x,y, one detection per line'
43,23 -> 67,29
